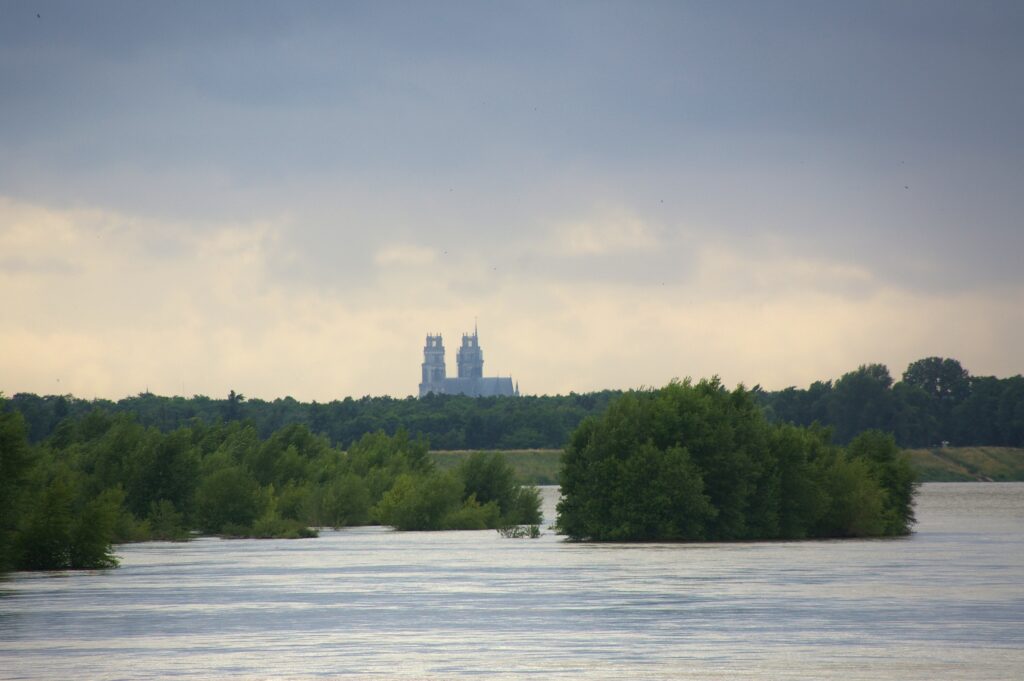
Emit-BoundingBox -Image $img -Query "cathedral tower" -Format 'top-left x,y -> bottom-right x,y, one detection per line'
419,334 -> 446,396
457,328 -> 484,379
418,325 -> 516,398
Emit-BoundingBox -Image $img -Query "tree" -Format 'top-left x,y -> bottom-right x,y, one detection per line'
373,472 -> 463,531
902,357 -> 971,405
0,410 -> 33,569
124,428 -> 199,520
846,430 -> 917,534
828,364 -> 895,443
812,454 -> 887,538
223,390 -> 246,421
319,473 -> 371,527
147,499 -> 189,541
15,475 -> 75,570
557,380 -> 756,541
13,472 -> 120,570
68,488 -> 121,568
901,357 -> 972,443
768,424 -> 830,539
456,452 -> 541,525
889,382 -> 939,448
195,466 -> 263,533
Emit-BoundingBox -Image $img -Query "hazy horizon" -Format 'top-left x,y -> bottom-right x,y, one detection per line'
2,1 -> 1022,401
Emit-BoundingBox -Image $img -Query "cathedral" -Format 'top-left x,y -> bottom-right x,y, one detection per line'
418,327 -> 518,398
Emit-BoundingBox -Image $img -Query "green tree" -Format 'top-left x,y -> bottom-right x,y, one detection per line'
456,451 -> 541,525
124,428 -> 199,520
828,364 -> 895,443
69,488 -> 121,568
902,357 -> 971,442
847,430 -> 917,534
558,380 -> 916,542
373,472 -> 463,531
0,410 -> 33,569
223,390 -> 245,421
319,473 -> 371,527
195,466 -> 263,533
558,380 -> 750,541
15,475 -> 75,570
812,454 -> 887,537
12,468 -> 120,570
768,424 -> 829,539
902,357 -> 971,405
147,499 -> 189,541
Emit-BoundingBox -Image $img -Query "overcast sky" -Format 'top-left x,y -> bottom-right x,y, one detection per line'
2,1 -> 1022,400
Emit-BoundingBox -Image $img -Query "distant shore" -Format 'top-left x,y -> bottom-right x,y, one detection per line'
431,446 -> 1024,485
905,446 -> 1024,482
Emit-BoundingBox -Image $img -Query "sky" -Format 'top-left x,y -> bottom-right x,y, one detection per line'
1,0 -> 1022,401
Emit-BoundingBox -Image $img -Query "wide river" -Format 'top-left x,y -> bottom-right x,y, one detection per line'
2,483 -> 1023,680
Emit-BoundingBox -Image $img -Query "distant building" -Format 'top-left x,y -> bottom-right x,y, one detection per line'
418,327 -> 518,398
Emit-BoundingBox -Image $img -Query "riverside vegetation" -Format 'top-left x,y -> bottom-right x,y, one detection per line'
433,446 -> 1024,484
0,404 -> 541,572
3,360 -> 1003,570
557,379 -> 917,542
5,357 -> 1023,452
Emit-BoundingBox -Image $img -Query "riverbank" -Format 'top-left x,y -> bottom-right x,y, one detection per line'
906,446 -> 1024,481
432,446 -> 1024,485
431,449 -> 561,484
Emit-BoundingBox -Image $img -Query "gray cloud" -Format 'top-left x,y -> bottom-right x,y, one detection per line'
1,1 -> 1021,396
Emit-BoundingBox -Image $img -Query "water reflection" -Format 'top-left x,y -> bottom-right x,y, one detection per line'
2,484 -> 1023,680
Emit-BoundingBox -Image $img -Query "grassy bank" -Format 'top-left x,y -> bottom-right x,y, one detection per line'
433,446 -> 1024,485
431,450 -> 562,485
905,446 -> 1024,481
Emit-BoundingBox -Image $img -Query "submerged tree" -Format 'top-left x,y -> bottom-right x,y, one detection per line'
557,379 -> 918,542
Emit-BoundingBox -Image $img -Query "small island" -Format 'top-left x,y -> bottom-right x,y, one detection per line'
557,378 -> 917,542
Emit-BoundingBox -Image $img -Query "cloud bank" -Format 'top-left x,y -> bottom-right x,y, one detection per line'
1,2 -> 1021,399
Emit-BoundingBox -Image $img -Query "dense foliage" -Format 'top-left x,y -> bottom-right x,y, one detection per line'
4,358 -> 1020,453
0,403 -> 541,572
758,358 -> 1024,447
557,379 -> 917,542
3,390 -> 621,449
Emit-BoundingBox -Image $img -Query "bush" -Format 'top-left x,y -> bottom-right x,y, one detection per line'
444,495 -> 501,530
146,499 -> 190,541
456,452 -> 542,525
373,472 -> 463,530
319,473 -> 371,527
497,524 -> 542,539
195,466 -> 263,533
846,430 -> 918,534
15,476 -> 120,570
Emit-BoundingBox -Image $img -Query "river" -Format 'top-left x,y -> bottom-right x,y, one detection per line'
2,483 -> 1023,680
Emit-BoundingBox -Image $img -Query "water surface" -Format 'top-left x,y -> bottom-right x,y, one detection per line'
2,484 -> 1022,679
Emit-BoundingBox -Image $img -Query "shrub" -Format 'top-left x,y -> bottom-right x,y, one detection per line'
373,472 -> 463,531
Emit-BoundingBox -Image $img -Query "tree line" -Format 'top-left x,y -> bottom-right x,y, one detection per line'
756,357 -> 1024,447
0,405 -> 541,572
3,357 -> 1021,451
3,389 -> 621,450
557,379 -> 917,542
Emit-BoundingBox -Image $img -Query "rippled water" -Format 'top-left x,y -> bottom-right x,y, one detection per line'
2,484 -> 1023,680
